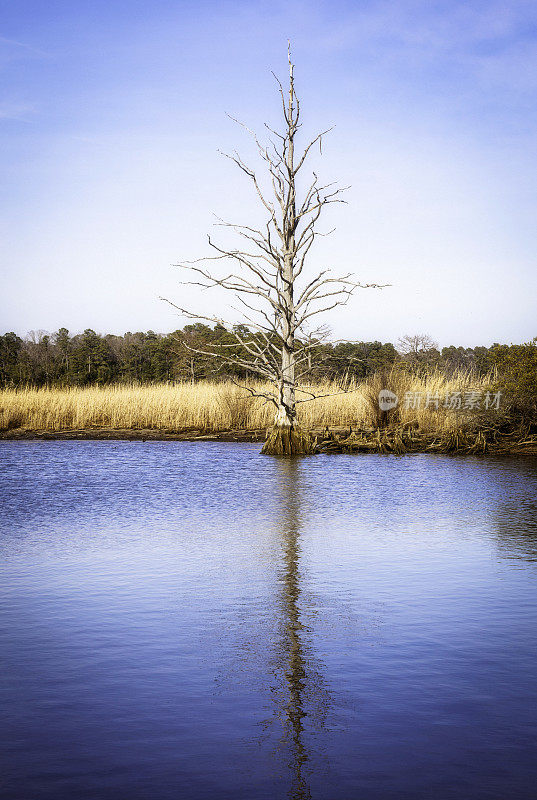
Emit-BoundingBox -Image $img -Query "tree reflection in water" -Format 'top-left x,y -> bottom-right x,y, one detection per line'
269,458 -> 330,800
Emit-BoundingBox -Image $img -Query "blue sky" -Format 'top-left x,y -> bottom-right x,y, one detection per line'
1,0 -> 537,346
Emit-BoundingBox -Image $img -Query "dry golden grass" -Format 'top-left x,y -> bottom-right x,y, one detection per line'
0,369 -> 493,434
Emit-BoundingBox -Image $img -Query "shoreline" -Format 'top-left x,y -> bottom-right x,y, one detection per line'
2,426 -> 537,456
0,427 -> 267,443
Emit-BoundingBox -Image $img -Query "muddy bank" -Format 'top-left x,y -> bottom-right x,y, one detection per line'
315,426 -> 537,456
2,424 -> 537,456
0,427 -> 267,443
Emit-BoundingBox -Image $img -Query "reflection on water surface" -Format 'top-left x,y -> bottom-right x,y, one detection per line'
1,442 -> 537,799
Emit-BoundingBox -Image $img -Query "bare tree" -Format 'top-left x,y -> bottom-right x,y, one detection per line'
165,47 -> 383,454
397,334 -> 439,368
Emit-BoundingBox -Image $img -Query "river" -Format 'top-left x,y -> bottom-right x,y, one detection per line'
1,441 -> 537,799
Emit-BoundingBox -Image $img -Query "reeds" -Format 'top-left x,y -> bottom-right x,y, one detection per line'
0,369 -> 494,435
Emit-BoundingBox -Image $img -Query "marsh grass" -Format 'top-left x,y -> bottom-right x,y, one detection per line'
0,370 -> 494,434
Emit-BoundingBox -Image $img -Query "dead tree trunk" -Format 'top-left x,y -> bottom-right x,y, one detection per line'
262,60 -> 315,455
165,46 -> 384,456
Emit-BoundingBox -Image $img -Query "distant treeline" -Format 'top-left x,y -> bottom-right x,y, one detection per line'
0,324 -> 503,388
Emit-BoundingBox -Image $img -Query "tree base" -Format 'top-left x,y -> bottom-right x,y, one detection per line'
261,425 -> 317,456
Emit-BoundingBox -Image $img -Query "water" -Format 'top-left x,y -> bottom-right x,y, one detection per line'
1,441 -> 537,800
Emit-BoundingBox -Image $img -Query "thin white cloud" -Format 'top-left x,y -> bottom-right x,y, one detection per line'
0,101 -> 37,121
304,0 -> 537,84
0,35 -> 49,58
